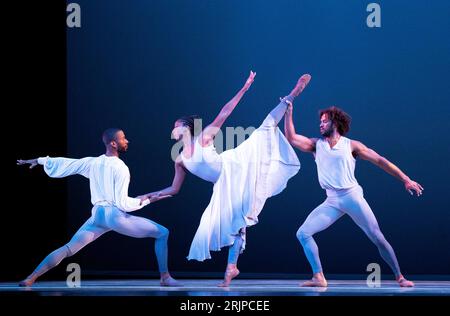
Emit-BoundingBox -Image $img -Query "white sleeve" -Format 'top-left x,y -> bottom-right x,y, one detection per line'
38,156 -> 94,178
114,165 -> 147,212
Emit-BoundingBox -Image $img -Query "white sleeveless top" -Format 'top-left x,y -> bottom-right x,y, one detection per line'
181,136 -> 222,183
315,136 -> 358,191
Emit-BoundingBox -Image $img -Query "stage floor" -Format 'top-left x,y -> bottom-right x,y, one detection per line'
1,279 -> 449,296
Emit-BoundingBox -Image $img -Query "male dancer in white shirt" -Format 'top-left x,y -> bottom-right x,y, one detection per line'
284,101 -> 423,287
17,128 -> 180,286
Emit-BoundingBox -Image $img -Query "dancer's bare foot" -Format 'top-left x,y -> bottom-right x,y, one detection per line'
218,267 -> 240,287
19,278 -> 35,287
160,274 -> 182,287
301,272 -> 328,287
289,74 -> 312,97
397,275 -> 414,287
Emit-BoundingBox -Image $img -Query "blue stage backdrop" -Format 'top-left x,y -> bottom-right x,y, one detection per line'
66,0 -> 450,276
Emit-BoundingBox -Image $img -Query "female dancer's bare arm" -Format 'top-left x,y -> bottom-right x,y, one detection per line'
144,158 -> 187,201
200,71 -> 256,146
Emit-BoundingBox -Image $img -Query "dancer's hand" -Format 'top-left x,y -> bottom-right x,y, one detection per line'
281,97 -> 293,116
242,70 -> 256,91
404,179 -> 423,196
146,192 -> 172,203
286,101 -> 293,115
17,158 -> 39,169
136,195 -> 150,205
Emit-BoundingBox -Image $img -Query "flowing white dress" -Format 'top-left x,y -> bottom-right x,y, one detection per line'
183,110 -> 301,261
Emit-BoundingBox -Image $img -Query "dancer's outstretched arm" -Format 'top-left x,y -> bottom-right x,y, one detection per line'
284,102 -> 317,152
145,158 -> 186,201
17,156 -> 94,178
18,157 -> 152,210
200,71 -> 256,146
351,140 -> 424,196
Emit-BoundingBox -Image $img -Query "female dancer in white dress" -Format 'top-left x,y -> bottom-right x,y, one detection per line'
146,72 -> 311,286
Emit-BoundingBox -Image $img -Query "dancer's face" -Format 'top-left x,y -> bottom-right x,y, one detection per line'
171,120 -> 188,141
114,131 -> 129,152
319,114 -> 334,137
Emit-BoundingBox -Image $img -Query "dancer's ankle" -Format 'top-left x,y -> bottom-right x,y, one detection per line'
313,272 -> 326,280
218,265 -> 240,287
225,263 -> 237,272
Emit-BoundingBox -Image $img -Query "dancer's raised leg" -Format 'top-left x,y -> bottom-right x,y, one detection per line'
261,74 -> 311,127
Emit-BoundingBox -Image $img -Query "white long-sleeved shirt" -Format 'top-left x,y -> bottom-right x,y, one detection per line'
38,155 -> 149,212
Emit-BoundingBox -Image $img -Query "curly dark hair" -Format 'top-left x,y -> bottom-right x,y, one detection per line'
319,106 -> 351,136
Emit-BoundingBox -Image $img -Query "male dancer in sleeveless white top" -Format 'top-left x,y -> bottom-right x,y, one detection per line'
17,128 -> 180,287
144,72 -> 310,286
284,103 -> 423,287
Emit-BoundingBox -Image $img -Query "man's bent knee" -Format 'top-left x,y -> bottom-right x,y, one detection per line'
296,228 -> 312,245
157,226 -> 169,239
64,244 -> 76,257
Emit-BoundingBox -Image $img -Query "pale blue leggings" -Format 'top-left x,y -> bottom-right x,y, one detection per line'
297,186 -> 403,277
29,205 -> 169,280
